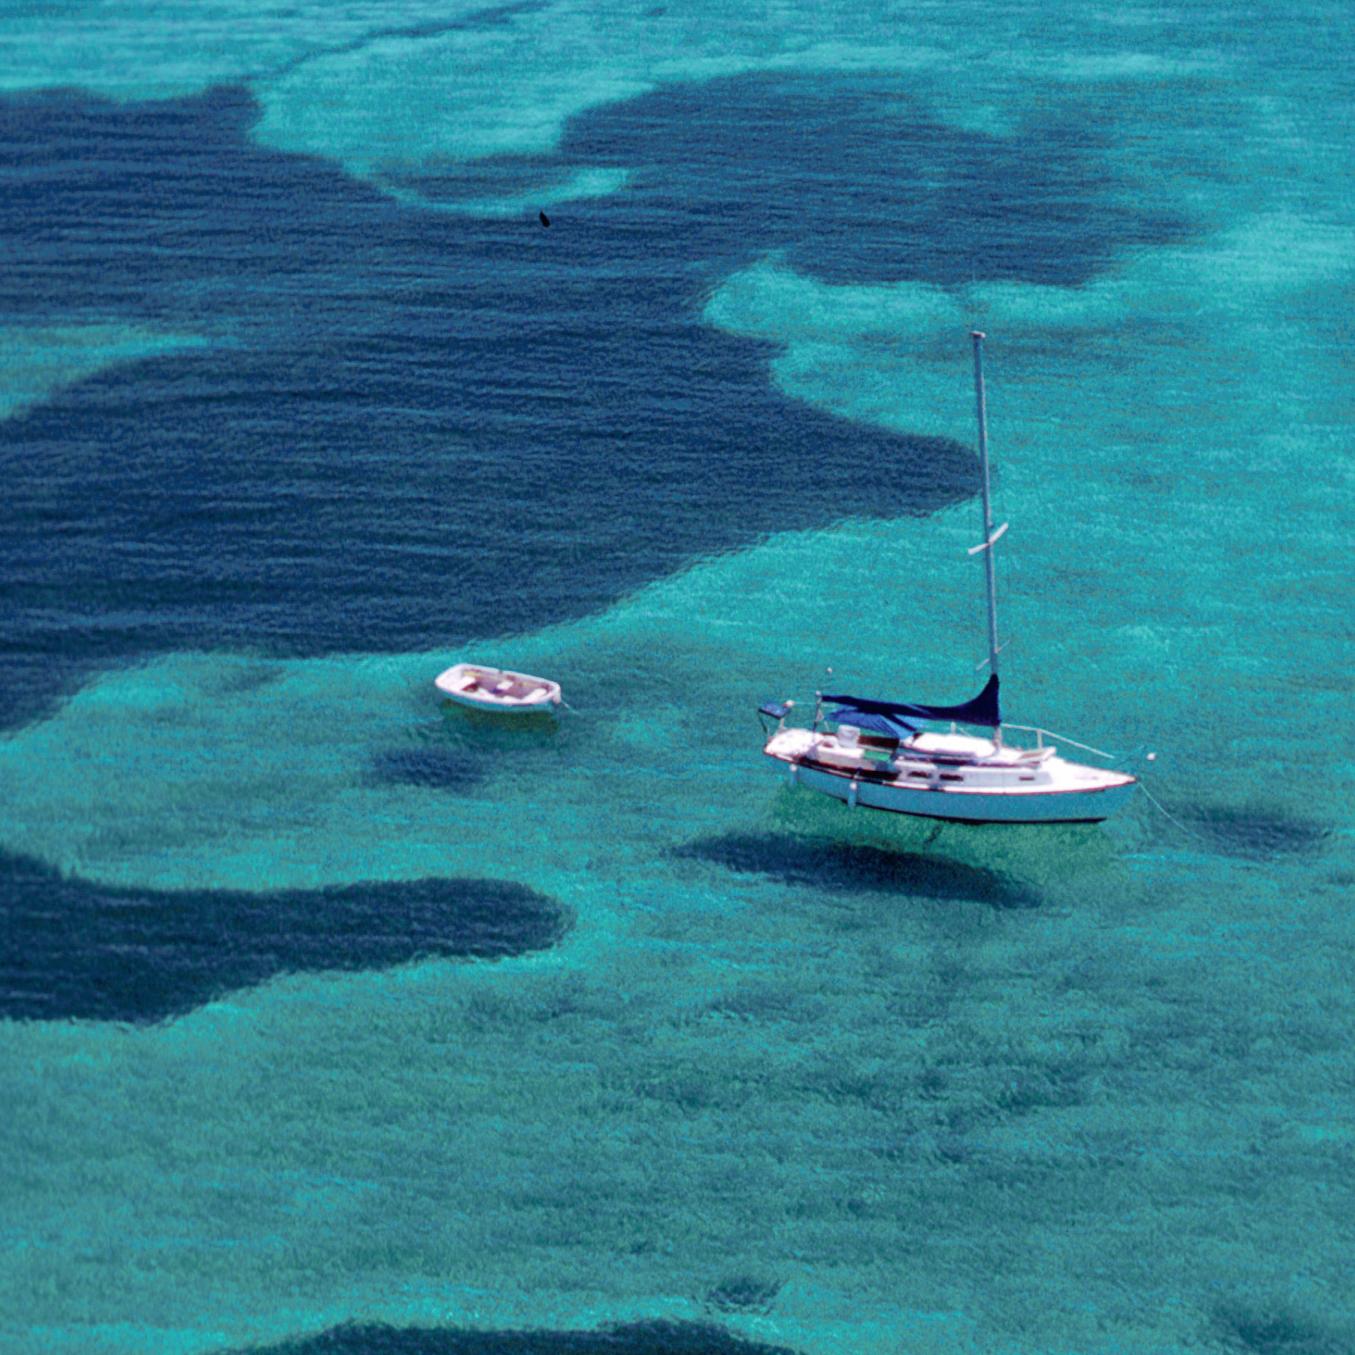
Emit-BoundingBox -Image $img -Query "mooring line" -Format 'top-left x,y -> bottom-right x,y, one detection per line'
1137,777 -> 1207,842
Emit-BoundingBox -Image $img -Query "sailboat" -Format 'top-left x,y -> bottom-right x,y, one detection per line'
758,331 -> 1137,825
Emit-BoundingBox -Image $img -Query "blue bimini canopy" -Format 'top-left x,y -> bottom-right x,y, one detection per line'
823,674 -> 1001,733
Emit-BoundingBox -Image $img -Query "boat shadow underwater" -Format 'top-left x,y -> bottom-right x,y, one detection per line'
368,697 -> 569,794
673,829 -> 1044,911
1177,801 -> 1331,861
368,743 -> 492,793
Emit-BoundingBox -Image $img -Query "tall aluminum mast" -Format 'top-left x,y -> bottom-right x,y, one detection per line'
970,330 -> 1004,679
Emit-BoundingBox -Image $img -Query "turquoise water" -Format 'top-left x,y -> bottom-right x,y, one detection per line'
1,2 -> 1352,1351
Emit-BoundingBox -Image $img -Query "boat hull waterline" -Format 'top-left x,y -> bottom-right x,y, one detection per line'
434,663 -> 562,715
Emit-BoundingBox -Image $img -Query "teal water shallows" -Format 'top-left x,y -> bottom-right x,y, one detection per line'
0,0 -> 1352,1351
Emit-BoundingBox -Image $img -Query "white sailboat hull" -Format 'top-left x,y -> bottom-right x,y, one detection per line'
764,728 -> 1136,825
779,758 -> 1134,823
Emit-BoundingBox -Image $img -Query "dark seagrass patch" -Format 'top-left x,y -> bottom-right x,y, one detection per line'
0,849 -> 570,1023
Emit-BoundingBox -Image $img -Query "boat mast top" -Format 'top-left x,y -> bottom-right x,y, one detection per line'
971,330 -> 1001,679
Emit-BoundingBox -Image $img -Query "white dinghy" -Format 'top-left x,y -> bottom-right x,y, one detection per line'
759,332 -> 1138,826
434,663 -> 562,715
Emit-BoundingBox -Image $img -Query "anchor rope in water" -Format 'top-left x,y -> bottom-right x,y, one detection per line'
1073,742 -> 1207,842
1136,775 -> 1208,842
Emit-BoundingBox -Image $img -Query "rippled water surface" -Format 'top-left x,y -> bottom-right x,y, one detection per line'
1,2 -> 1351,1352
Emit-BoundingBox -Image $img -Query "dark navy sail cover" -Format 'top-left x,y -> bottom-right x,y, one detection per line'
823,674 -> 1001,733
825,707 -> 919,738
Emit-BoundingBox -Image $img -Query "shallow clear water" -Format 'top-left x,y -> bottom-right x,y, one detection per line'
1,2 -> 1351,1352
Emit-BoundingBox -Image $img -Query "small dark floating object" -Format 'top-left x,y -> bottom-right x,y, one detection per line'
539,210 -> 550,227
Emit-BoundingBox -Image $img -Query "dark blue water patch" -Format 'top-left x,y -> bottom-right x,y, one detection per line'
0,850 -> 570,1023
1212,1299 -> 1354,1355
221,1320 -> 800,1355
1182,803 -> 1330,860
391,75 -> 1188,286
552,73 -> 1189,288
673,832 -> 1039,909
0,77 -> 1178,731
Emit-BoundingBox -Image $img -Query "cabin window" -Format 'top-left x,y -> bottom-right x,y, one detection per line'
835,727 -> 899,752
